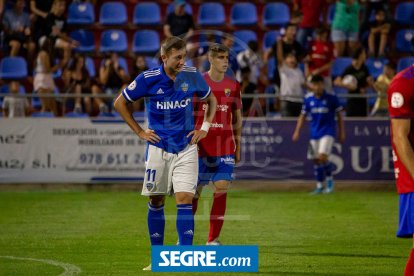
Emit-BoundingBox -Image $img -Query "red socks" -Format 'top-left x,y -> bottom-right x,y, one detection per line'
405,248 -> 414,276
208,192 -> 227,242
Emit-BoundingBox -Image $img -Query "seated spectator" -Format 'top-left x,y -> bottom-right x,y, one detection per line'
360,0 -> 389,36
334,47 -> 374,117
2,0 -> 36,60
34,37 -> 68,116
279,53 -> 306,117
293,0 -> 328,49
63,54 -> 100,114
163,0 -> 194,40
38,0 -> 78,62
240,67 -> 257,116
331,0 -> 360,57
30,0 -> 54,44
370,62 -> 395,117
2,81 -> 29,118
265,23 -> 305,86
305,27 -> 334,93
236,40 -> 265,86
368,8 -> 390,58
95,52 -> 130,113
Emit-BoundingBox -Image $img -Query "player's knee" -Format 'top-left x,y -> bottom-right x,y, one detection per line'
175,192 -> 193,204
319,154 -> 328,163
149,195 -> 165,206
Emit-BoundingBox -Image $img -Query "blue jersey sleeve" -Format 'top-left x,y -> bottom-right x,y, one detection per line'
194,71 -> 211,100
301,99 -> 310,115
122,73 -> 148,103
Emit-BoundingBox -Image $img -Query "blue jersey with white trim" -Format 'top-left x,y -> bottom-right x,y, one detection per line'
302,91 -> 342,139
123,65 -> 211,153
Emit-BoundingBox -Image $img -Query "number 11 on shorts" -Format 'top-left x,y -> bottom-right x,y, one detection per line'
146,169 -> 156,182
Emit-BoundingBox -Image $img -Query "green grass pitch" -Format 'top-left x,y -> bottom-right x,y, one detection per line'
0,188 -> 409,275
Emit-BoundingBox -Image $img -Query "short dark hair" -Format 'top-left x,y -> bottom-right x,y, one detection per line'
208,43 -> 229,57
310,74 -> 324,83
161,36 -> 186,56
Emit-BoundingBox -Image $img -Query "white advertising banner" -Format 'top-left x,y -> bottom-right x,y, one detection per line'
0,118 -> 147,183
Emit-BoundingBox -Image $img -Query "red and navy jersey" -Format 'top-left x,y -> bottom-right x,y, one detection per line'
194,73 -> 242,157
387,65 -> 414,194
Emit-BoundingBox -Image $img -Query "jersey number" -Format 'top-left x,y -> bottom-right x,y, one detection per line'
146,169 -> 156,182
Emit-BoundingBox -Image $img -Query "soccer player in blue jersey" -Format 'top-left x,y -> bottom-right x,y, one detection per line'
113,36 -> 217,271
292,75 -> 345,194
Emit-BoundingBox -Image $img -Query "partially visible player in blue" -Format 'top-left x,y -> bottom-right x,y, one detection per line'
114,36 -> 217,271
292,74 -> 345,194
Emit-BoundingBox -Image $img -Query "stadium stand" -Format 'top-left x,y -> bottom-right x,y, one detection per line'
397,56 -> 414,72
331,57 -> 353,78
99,2 -> 128,26
262,2 -> 290,27
70,30 -> 95,53
198,2 -> 226,26
166,2 -> 192,15
263,31 -> 281,50
99,30 -> 128,53
232,30 -> 258,53
230,3 -> 258,26
67,2 -> 95,25
0,56 -> 28,79
365,58 -> 389,80
132,30 -> 160,55
133,2 -> 161,25
31,111 -> 55,118
396,29 -> 414,53
394,2 -> 414,25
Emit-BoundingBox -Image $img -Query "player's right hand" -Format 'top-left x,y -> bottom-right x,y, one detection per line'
138,129 -> 161,144
292,132 -> 299,142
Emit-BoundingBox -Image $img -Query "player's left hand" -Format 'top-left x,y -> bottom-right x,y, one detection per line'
187,130 -> 208,145
235,147 -> 241,164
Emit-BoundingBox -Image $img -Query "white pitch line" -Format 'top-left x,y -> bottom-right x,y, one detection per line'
0,256 -> 81,275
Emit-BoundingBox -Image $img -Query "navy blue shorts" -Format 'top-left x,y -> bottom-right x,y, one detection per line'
198,155 -> 235,186
397,192 -> 414,238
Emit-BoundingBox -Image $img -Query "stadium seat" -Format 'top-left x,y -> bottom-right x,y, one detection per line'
327,4 -> 335,25
133,2 -> 161,25
99,2 -> 127,25
262,3 -> 290,26
99,30 -> 128,53
397,57 -> 414,72
132,30 -> 160,55
31,111 -> 55,118
396,29 -> 414,53
230,3 -> 257,26
395,2 -> 414,25
232,30 -> 257,53
198,3 -> 225,26
166,3 -> 192,15
365,58 -> 388,80
267,57 -> 276,80
333,86 -> 347,107
0,56 -> 28,79
331,57 -> 352,78
263,31 -> 281,50
70,30 -> 95,53
85,57 -> 96,78
67,2 -> 95,25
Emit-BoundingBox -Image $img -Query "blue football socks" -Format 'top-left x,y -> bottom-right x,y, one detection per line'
176,204 -> 194,245
147,203 -> 165,246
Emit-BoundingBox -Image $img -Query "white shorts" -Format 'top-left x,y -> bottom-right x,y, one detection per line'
307,135 -> 334,160
141,144 -> 198,196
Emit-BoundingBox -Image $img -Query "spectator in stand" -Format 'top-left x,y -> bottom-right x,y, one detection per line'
2,81 -> 30,118
2,0 -> 36,59
360,0 -> 389,36
334,47 -> 373,117
240,66 -> 257,116
164,0 -> 194,40
130,55 -> 149,112
95,52 -> 130,113
30,0 -> 54,44
279,52 -> 306,117
236,40 -> 265,86
38,0 -> 78,62
305,27 -> 335,93
265,23 -> 305,87
367,8 -> 390,58
371,62 -> 395,117
331,0 -> 360,57
63,54 -> 100,114
34,37 -> 68,116
293,0 -> 329,49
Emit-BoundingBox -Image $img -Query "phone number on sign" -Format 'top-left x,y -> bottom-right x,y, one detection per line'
79,153 -> 145,165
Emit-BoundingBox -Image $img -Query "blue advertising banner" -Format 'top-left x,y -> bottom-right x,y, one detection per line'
151,245 -> 258,272
235,118 -> 393,180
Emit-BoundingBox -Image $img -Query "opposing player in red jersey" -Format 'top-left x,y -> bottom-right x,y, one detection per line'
387,64 -> 414,276
193,43 -> 242,245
